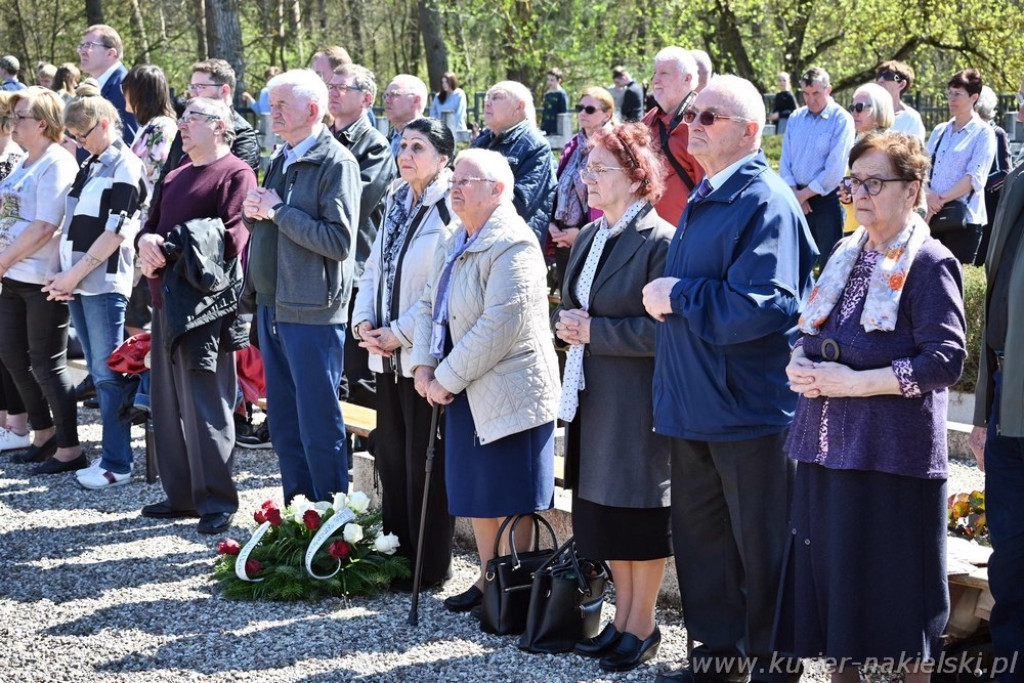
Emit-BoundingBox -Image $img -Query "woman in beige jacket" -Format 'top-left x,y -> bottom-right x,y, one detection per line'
412,148 -> 560,614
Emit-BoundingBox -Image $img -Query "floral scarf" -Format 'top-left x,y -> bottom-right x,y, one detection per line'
553,131 -> 590,228
798,213 -> 930,334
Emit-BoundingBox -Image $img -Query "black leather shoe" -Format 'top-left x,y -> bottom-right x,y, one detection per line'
197,512 -> 234,535
83,398 -> 100,410
74,376 -> 96,402
469,604 -> 482,620
599,626 -> 661,672
12,436 -> 57,463
141,500 -> 200,519
32,454 -> 88,474
575,623 -> 622,658
443,585 -> 483,612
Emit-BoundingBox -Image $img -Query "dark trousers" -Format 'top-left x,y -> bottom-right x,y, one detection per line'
804,191 -> 843,269
340,290 -> 375,408
151,310 -> 238,515
0,357 -> 25,414
0,278 -> 77,447
258,304 -> 348,504
936,222 -> 984,266
985,372 -> 1024,682
670,432 -> 796,680
375,374 -> 452,584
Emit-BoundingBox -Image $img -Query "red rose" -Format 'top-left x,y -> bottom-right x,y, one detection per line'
244,559 -> 262,576
254,509 -> 267,524
303,509 -> 321,530
261,500 -> 277,510
328,540 -> 351,560
217,539 -> 241,556
264,507 -> 283,527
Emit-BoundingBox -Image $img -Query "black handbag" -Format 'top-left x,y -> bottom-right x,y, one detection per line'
928,124 -> 972,235
517,537 -> 609,654
480,514 -> 559,635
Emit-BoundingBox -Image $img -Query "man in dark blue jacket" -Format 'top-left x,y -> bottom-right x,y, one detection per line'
643,75 -> 817,683
77,24 -> 137,139
472,80 -> 556,245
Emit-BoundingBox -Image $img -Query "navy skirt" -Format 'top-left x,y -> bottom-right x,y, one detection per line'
443,391 -> 555,518
772,462 -> 949,663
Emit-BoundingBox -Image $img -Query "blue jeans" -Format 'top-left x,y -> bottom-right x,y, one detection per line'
257,305 -> 348,503
985,371 -> 1024,681
69,293 -> 132,474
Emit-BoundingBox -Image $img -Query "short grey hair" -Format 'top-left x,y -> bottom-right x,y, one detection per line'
186,96 -> 236,145
335,64 -> 378,101
390,74 -> 429,114
800,67 -> 831,89
267,69 -> 329,119
489,80 -> 535,125
455,148 -> 515,203
653,47 -> 697,79
689,50 -> 712,83
0,55 -> 19,76
707,74 -> 765,132
976,85 -> 998,121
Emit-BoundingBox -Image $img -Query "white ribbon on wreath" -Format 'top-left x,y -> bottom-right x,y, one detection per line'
305,507 -> 356,579
235,521 -> 272,582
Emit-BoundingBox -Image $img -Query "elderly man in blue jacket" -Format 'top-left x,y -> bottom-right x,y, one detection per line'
472,80 -> 556,245
643,75 -> 817,683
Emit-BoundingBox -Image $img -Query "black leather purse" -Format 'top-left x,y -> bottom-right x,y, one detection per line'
480,514 -> 558,635
517,536 -> 609,654
928,124 -> 972,235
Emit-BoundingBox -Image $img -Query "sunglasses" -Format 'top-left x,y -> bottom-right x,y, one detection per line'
575,104 -> 600,114
850,102 -> 873,114
877,72 -> 904,83
682,109 -> 749,126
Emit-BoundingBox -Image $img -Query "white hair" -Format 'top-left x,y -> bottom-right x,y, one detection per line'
690,49 -> 713,87
455,148 -> 515,203
267,69 -> 329,118
491,80 -> 536,125
653,47 -> 697,79
186,96 -> 236,144
976,85 -> 998,121
391,74 -> 429,115
707,74 -> 765,136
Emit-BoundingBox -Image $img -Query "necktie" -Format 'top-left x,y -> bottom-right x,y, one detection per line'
690,177 -> 713,204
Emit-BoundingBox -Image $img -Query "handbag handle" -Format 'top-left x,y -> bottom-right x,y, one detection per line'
536,536 -> 607,596
492,513 -> 559,570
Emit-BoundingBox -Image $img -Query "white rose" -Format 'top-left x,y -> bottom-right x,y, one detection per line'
343,523 -> 364,544
331,491 -> 348,512
373,532 -> 400,555
313,500 -> 331,514
291,494 -> 312,510
347,491 -> 370,514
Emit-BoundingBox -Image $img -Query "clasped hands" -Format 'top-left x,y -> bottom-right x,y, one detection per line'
356,321 -> 401,357
555,308 -> 590,345
41,272 -> 79,301
785,346 -> 858,399
413,366 -> 453,406
243,187 -> 284,221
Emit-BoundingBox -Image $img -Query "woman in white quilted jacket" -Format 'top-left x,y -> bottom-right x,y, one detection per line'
411,148 -> 560,614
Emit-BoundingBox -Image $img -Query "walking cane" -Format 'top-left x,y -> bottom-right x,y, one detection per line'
408,402 -> 441,626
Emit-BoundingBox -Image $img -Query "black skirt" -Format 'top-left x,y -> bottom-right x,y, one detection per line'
572,492 -> 672,561
772,462 -> 948,663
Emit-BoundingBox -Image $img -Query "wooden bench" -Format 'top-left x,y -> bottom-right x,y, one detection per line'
946,536 -> 993,638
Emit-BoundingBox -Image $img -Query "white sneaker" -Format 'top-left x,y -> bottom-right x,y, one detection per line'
77,467 -> 131,490
0,428 -> 31,452
75,460 -> 104,479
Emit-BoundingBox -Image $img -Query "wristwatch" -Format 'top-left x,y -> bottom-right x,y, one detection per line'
267,202 -> 285,220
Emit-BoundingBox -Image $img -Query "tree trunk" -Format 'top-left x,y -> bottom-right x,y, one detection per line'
85,0 -> 104,25
128,0 -> 151,64
289,0 -> 305,66
193,0 -> 209,59
418,0 -> 447,91
348,0 -> 365,62
205,0 -> 246,105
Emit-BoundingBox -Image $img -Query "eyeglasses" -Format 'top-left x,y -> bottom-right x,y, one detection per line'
841,176 -> 906,196
65,122 -> 99,145
13,112 -> 37,122
451,176 -> 496,188
580,165 -> 623,180
682,109 -> 750,126
947,90 -> 968,99
383,91 -> 411,101
77,41 -> 109,52
187,82 -> 222,93
575,104 -> 600,114
850,102 -> 873,114
876,72 -> 904,83
328,83 -> 364,94
177,111 -> 220,126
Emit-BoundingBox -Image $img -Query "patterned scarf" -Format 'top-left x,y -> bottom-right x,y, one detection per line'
553,131 -> 590,227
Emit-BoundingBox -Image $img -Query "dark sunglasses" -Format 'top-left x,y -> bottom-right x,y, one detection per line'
682,109 -> 749,126
850,102 -> 873,114
877,71 -> 904,83
575,104 -> 600,114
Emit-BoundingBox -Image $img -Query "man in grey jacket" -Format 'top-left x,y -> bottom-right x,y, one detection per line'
970,161 -> 1024,681
243,69 -> 361,504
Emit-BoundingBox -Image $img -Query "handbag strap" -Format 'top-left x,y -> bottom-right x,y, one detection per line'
493,513 -> 559,569
928,122 -> 975,204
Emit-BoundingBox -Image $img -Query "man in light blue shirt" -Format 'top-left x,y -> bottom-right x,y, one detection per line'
0,56 -> 25,91
779,67 -> 855,267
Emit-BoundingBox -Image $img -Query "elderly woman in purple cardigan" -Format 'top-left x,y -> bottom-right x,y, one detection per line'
773,131 -> 966,682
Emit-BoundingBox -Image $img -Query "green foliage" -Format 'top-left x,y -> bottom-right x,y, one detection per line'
958,264 -> 986,395
948,490 -> 988,544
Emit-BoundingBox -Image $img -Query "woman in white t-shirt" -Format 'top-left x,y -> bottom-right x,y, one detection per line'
45,94 -> 147,489
0,87 -> 82,474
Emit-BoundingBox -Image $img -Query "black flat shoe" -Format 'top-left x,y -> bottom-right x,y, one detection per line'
12,436 -> 57,463
31,454 -> 89,475
575,623 -> 622,658
443,585 -> 483,612
197,512 -> 234,535
599,626 -> 661,672
74,375 -> 96,402
141,500 -> 200,519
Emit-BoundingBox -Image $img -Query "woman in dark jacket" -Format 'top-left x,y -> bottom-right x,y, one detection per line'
554,122 -> 673,673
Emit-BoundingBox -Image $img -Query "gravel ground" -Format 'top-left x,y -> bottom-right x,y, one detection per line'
0,408 -> 985,683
